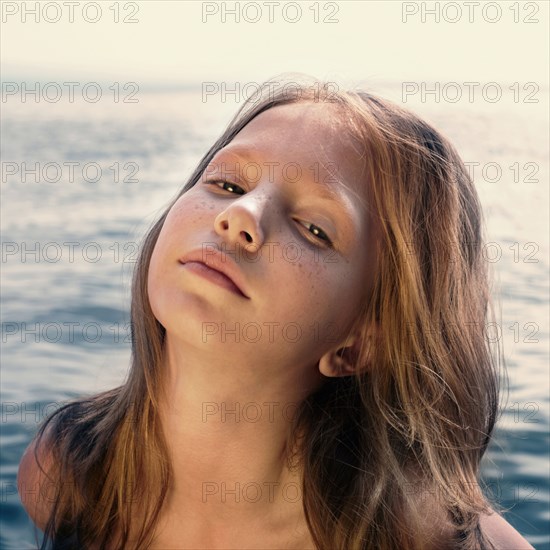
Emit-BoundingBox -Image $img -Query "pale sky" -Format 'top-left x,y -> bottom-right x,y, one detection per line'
1,0 -> 548,88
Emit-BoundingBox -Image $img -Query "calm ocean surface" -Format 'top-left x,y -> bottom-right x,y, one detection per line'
1,84 -> 549,549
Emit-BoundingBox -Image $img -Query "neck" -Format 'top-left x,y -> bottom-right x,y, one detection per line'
157,335 -> 325,525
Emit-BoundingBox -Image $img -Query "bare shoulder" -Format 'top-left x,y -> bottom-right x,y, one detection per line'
479,509 -> 535,549
17,425 -> 57,531
420,504 -> 535,550
405,475 -> 534,550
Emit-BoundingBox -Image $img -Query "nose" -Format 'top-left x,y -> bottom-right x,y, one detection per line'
214,192 -> 272,253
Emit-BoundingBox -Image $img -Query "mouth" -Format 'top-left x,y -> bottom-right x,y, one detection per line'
178,260 -> 249,299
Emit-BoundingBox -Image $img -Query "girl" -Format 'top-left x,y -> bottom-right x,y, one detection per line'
18,75 -> 534,549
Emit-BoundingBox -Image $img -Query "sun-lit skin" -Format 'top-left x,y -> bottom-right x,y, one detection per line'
146,102 -> 380,546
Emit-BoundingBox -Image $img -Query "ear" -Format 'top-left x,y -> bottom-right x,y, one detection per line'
319,327 -> 380,378
318,338 -> 359,378
318,324 -> 378,378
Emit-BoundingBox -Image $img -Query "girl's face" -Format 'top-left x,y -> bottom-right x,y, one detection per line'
148,101 -> 378,374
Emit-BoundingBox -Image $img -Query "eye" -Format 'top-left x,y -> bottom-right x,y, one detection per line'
204,179 -> 246,195
298,220 -> 334,248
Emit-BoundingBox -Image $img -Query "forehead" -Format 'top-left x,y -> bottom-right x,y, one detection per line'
219,102 -> 369,206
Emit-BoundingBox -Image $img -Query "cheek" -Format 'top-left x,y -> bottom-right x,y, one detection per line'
146,239 -> 170,324
171,195 -> 218,237
313,267 -> 365,339
146,197 -> 217,317
146,210 -> 185,317
155,195 -> 215,256
267,256 -> 364,343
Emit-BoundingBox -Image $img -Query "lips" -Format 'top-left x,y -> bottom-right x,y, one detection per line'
178,248 -> 250,299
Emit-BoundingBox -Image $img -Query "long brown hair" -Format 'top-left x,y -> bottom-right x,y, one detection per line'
29,74 -> 504,549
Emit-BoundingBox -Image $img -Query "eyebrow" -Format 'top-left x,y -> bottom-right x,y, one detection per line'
210,146 -> 358,235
